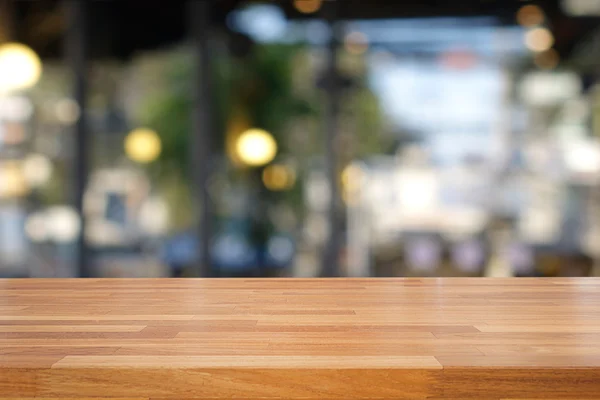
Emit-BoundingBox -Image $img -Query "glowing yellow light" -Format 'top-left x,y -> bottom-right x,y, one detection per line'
344,31 -> 369,55
0,161 -> 28,199
341,164 -> 364,191
262,164 -> 296,191
0,43 -> 42,92
293,0 -> 322,14
124,128 -> 162,164
23,153 -> 52,187
516,4 -> 544,27
236,128 -> 277,167
534,48 -> 559,70
525,27 -> 554,52
341,164 -> 365,206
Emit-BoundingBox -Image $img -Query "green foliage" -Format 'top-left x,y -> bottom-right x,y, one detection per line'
244,45 -> 314,149
137,43 -> 387,237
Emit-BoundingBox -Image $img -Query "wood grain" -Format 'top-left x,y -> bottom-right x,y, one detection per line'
1,278 -> 600,399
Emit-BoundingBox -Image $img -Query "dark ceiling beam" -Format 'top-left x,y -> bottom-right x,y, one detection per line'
7,0 -> 596,63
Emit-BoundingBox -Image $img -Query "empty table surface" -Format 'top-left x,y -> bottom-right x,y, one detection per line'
1,278 -> 600,399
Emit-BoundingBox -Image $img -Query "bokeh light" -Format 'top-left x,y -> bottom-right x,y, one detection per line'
25,212 -> 49,243
138,197 -> 170,235
0,161 -> 28,199
124,128 -> 162,164
564,141 -> 600,174
46,206 -> 81,243
342,164 -> 365,192
516,5 -> 545,27
262,164 -> 296,191
293,0 -> 322,14
525,27 -> 554,52
342,164 -> 365,205
236,128 -> 277,167
55,98 -> 81,124
0,43 -> 42,93
344,31 -> 369,55
22,154 -> 52,188
0,96 -> 33,121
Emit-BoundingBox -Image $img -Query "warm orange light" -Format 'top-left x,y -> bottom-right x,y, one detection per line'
262,164 -> 296,191
516,4 -> 545,27
525,27 -> 554,52
293,0 -> 322,14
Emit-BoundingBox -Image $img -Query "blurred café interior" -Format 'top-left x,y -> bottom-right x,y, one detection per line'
1,0 -> 600,278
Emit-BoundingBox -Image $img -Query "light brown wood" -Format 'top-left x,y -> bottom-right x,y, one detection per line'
1,278 -> 600,399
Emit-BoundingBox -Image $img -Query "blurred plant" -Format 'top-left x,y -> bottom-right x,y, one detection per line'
137,40 -> 388,243
139,43 -> 314,176
137,42 -> 314,235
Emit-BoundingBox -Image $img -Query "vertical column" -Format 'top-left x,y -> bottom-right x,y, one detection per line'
321,0 -> 342,277
65,0 -> 89,277
188,0 -> 213,277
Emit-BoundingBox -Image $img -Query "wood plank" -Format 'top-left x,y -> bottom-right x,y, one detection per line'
441,368 -> 600,398
53,355 -> 442,368
1,367 -> 442,399
1,278 -> 600,399
0,325 -> 146,332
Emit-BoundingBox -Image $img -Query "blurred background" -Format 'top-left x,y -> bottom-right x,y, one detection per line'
1,0 -> 600,278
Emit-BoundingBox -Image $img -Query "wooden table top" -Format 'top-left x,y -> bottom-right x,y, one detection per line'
1,278 -> 600,399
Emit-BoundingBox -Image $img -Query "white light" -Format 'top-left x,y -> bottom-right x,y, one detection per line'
395,170 -> 439,212
520,72 -> 581,107
24,212 -> 49,242
55,98 -> 80,124
562,0 -> 600,16
22,154 -> 52,187
236,128 -> 277,167
138,197 -> 169,235
46,206 -> 81,243
0,96 -> 33,121
519,208 -> 561,244
0,43 -> 42,93
564,140 -> 600,174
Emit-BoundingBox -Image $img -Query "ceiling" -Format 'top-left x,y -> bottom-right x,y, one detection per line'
5,0 -> 599,60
